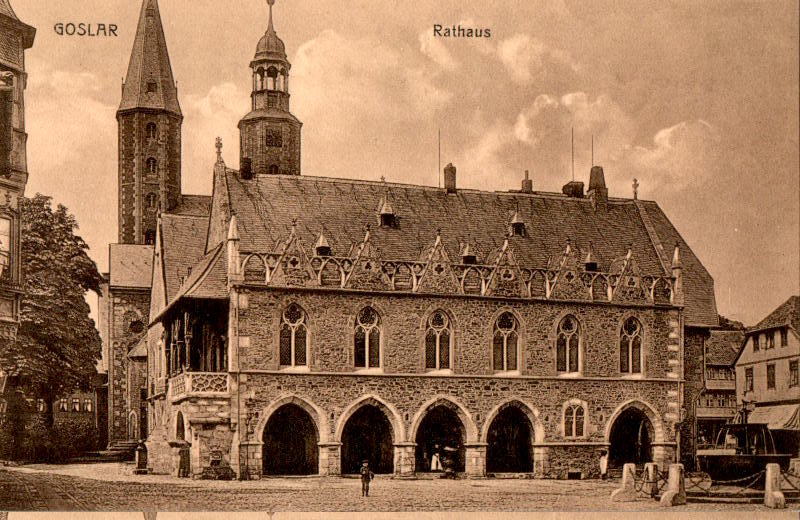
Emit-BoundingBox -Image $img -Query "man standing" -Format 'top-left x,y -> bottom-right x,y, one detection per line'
360,460 -> 374,497
599,449 -> 609,480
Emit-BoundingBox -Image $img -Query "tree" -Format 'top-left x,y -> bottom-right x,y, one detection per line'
0,194 -> 102,433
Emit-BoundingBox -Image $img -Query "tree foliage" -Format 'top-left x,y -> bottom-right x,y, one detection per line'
0,194 -> 102,408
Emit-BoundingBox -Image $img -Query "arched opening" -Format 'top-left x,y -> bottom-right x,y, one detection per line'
415,405 -> 466,473
269,164 -> 279,175
608,407 -> 653,467
486,406 -> 533,473
341,404 -> 394,474
176,412 -> 185,441
262,404 -> 319,475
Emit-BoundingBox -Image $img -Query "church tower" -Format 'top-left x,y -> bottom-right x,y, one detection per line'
0,0 -> 34,339
238,0 -> 302,177
117,0 -> 182,245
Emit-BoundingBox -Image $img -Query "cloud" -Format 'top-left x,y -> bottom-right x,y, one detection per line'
620,119 -> 721,191
419,29 -> 459,71
497,34 -> 578,85
292,29 -> 452,128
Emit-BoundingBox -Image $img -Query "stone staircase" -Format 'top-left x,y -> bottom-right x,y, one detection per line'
68,441 -> 137,463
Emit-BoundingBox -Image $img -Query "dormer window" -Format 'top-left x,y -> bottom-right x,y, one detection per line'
461,243 -> 477,264
314,231 -> 332,257
584,245 -> 597,272
510,211 -> 525,236
379,198 -> 396,228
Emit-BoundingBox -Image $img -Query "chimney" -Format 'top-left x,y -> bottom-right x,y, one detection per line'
444,163 -> 456,194
241,158 -> 253,180
588,165 -> 608,209
521,169 -> 533,194
562,181 -> 584,198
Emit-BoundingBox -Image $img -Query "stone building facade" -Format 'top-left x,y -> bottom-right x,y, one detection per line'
88,1 -> 721,478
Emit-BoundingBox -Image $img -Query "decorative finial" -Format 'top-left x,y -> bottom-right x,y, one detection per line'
267,0 -> 276,32
633,178 -> 639,200
291,217 -> 297,234
215,137 -> 223,162
380,175 -> 386,183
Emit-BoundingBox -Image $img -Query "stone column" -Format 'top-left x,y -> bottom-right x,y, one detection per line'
239,440 -> 263,479
318,442 -> 342,476
393,442 -> 416,478
533,446 -> 550,477
464,442 -> 487,478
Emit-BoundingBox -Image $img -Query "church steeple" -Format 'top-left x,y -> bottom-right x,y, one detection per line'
119,0 -> 181,116
117,0 -> 182,245
238,0 -> 302,177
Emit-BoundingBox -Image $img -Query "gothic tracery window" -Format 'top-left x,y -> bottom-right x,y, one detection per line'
556,315 -> 580,373
279,303 -> 308,367
564,403 -> 585,437
619,317 -> 643,374
354,307 -> 381,369
425,310 -> 452,370
493,311 -> 518,371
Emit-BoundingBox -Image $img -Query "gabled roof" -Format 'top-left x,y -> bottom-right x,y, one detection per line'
750,296 -> 800,334
109,244 -> 153,289
118,0 -> 181,115
173,195 -> 212,217
127,335 -> 147,359
161,213 -> 209,302
706,330 -> 744,366
213,170 -> 718,326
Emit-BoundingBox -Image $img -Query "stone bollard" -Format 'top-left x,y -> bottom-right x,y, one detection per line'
643,462 -> 659,498
764,463 -> 785,509
659,463 -> 686,506
610,463 -> 639,502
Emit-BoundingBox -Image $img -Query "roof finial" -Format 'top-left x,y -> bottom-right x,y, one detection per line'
215,137 -> 223,163
633,178 -> 639,200
267,0 -> 276,33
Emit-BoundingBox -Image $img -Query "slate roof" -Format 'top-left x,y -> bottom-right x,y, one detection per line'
0,0 -> 35,48
127,335 -> 147,359
160,214 -> 209,302
210,170 -> 718,327
109,244 -> 153,289
705,330 -> 744,366
118,0 -> 181,115
153,243 -> 226,321
172,195 -> 212,217
751,296 -> 800,333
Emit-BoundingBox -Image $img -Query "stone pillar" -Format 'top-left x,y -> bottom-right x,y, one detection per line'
318,442 -> 342,476
239,440 -> 263,479
764,463 -> 785,509
659,463 -> 687,506
464,442 -> 487,478
393,442 -> 416,478
533,446 -> 550,477
610,463 -> 639,502
643,462 -> 659,498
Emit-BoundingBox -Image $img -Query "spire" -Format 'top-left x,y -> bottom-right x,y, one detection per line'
119,0 -> 181,115
267,0 -> 275,33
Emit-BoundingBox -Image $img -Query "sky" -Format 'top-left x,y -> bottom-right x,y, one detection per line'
9,0 -> 800,326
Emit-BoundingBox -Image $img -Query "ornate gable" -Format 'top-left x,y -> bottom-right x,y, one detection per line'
416,233 -> 461,295
485,240 -> 527,298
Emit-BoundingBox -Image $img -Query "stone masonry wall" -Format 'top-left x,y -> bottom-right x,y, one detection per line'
108,288 -> 150,445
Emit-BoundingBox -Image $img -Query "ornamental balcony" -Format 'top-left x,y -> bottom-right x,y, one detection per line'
168,371 -> 230,403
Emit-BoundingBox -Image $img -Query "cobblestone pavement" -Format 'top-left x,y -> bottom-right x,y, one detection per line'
0,465 -> 790,512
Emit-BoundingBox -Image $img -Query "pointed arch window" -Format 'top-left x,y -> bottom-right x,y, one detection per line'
564,403 -> 585,438
556,315 -> 580,373
425,310 -> 452,370
493,311 -> 518,371
279,303 -> 308,367
620,317 -> 643,374
354,307 -> 381,369
146,157 -> 157,176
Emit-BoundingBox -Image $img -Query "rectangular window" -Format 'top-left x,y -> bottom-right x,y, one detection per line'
752,334 -> 759,351
71,398 -> 80,412
745,368 -> 753,392
0,216 -> 10,278
83,398 -> 92,412
767,332 -> 775,349
59,398 -> 68,411
766,364 -> 775,389
781,329 -> 788,347
37,398 -> 44,412
790,360 -> 798,387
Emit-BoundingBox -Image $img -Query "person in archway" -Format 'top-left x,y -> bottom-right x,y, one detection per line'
431,444 -> 443,472
360,460 -> 374,497
599,449 -> 608,480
